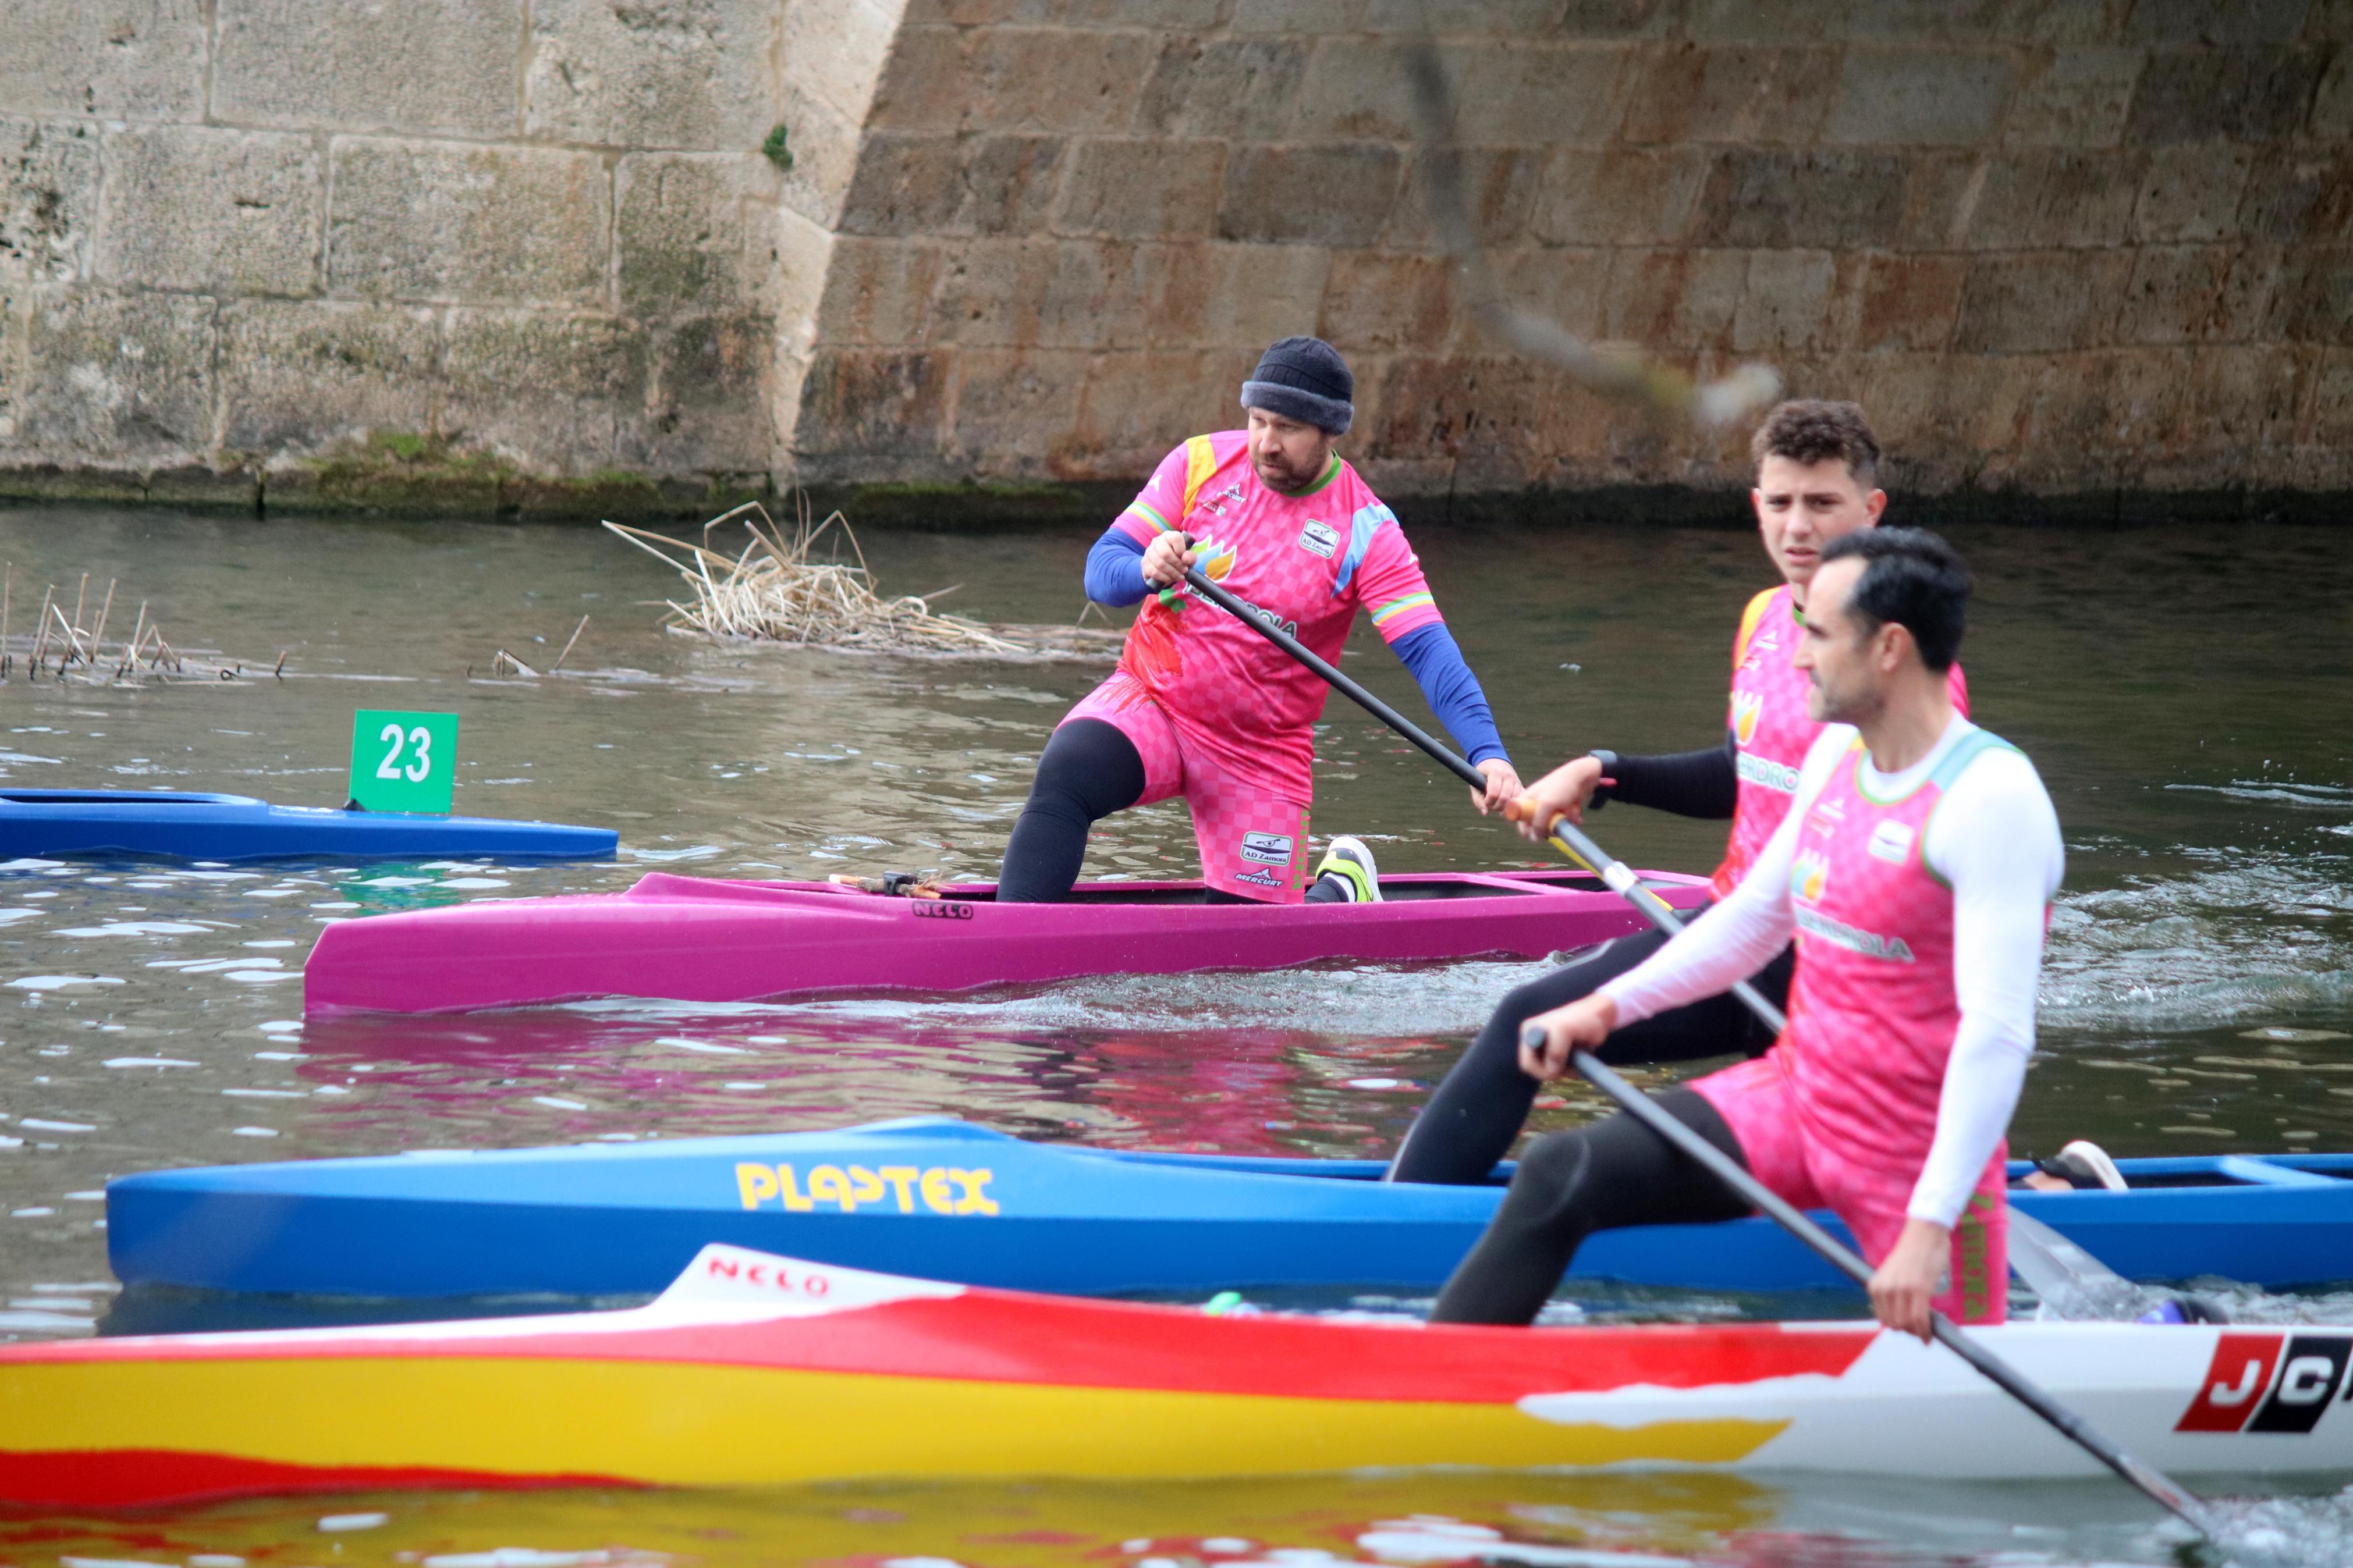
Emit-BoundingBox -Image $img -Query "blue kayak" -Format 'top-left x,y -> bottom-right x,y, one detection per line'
106,1117 -> 2353,1300
0,789 -> 615,863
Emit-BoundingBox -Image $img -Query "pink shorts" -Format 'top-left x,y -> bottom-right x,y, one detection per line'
1692,1054 -> 2010,1325
1063,673 -> 1312,905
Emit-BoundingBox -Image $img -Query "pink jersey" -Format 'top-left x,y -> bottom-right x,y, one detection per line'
1713,585 -> 1972,898
1112,432 -> 1447,801
1776,727 -> 2020,1172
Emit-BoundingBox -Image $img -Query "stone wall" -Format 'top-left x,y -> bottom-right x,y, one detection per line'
0,1 -> 2347,517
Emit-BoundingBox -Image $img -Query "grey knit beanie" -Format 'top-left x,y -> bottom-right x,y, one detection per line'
1239,335 -> 1353,435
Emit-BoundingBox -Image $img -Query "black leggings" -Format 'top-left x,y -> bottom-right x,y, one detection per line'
1429,1087 -> 1752,1324
1387,921 -> 1794,1185
999,719 -> 1347,904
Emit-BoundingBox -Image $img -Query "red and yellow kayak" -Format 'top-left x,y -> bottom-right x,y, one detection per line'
5,1244 -> 2349,1507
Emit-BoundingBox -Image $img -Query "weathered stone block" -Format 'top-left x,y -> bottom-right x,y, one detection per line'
1451,42 -> 1631,147
903,0 -> 1226,25
1067,348 -> 1236,475
1843,251 -> 1968,351
1620,47 -> 1839,146
1532,146 -> 1709,246
9,287 -> 216,463
328,139 -> 612,305
837,132 -> 1064,238
1692,148 -> 1908,248
1054,139 -> 1226,240
2127,46 -> 2330,143
774,87 -> 865,229
868,26 -> 1152,134
1137,38 -> 1307,140
1826,47 -> 2013,144
527,0 -> 780,150
2115,245 -> 2234,344
1603,246 -> 1747,350
2237,147 -> 2353,245
618,153 -> 779,318
1229,0 -> 1355,33
217,299 -> 438,456
1038,241 -> 1165,350
1954,250 -> 2132,352
2133,143 -> 2255,244
1488,246 -> 1611,340
2121,0 -> 2309,45
2266,245 -> 2353,345
1218,144 -> 1402,246
2003,47 -> 2141,145
1318,251 -> 1457,351
812,236 -> 946,347
0,2 -> 204,120
441,307 -> 648,472
98,126 -> 321,296
215,0 -> 523,138
792,348 -> 952,456
782,0 -> 901,127
1733,248 -> 1836,353
946,347 -> 1088,468
1680,0 -> 1843,42
1383,147 -> 1546,250
0,118 -> 98,285
1961,149 -> 2142,248
1296,38 -> 1420,143
2315,47 -> 2353,137
1195,242 -> 1334,349
922,238 -> 1053,347
627,312 -> 773,472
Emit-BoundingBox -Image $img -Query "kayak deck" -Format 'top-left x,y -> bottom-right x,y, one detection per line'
105,1117 -> 2353,1301
7,1242 -> 2348,1507
300,865 -> 1713,1014
0,788 -> 616,863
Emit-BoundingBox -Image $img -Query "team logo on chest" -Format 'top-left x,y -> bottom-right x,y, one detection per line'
1867,820 -> 1916,864
1297,520 -> 1339,559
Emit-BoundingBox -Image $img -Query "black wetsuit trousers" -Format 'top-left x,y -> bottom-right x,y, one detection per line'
1429,1087 -> 1754,1325
1387,918 -> 1795,1185
999,718 -> 1347,905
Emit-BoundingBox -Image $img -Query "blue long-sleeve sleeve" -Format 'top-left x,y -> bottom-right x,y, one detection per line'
1391,622 -> 1507,767
1085,527 -> 1149,607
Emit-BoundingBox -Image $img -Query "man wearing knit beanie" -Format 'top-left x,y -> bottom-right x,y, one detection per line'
997,336 -> 1521,906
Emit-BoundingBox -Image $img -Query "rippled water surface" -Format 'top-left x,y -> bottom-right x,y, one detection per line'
0,504 -> 2349,1564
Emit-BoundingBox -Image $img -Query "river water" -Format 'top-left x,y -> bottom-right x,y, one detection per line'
1,503 -> 2350,1566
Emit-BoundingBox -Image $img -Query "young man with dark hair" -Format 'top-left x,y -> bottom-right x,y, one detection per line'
1389,399 -> 1969,1182
997,336 -> 1521,906
1431,528 -> 2064,1337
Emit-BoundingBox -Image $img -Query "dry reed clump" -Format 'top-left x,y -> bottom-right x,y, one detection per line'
604,503 -> 1024,656
0,567 -> 277,685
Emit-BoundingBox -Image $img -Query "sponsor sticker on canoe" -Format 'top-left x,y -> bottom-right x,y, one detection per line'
911,901 -> 974,920
2249,1336 -> 2352,1432
2178,1332 -> 2286,1431
736,1161 -> 999,1217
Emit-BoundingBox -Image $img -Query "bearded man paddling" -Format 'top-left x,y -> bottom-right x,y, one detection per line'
1389,401 -> 1972,1183
1431,529 -> 2063,1336
998,336 -> 1521,906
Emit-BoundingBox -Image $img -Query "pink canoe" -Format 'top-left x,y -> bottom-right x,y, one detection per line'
303,867 -> 1711,1015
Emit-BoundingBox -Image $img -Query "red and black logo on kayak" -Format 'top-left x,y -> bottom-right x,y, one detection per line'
911,901 -> 974,920
2177,1333 -> 2353,1433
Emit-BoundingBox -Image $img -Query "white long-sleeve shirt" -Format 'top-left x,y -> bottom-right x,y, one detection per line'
1599,713 -> 2064,1226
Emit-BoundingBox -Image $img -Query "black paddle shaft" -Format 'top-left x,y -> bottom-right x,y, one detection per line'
1566,1050 -> 2216,1537
1174,559 -> 2214,1542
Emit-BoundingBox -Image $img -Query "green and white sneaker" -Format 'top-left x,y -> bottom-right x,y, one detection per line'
1311,835 -> 1382,904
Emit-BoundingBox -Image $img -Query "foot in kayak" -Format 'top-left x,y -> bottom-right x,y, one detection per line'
2020,1139 -> 2127,1193
1307,835 -> 1381,904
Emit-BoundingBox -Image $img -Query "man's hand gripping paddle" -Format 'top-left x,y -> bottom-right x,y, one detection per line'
1178,560 -> 2217,1543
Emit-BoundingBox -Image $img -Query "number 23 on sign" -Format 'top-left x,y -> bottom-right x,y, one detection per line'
347,709 -> 459,813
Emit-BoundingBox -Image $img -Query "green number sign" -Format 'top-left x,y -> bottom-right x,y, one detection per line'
348,710 -> 458,814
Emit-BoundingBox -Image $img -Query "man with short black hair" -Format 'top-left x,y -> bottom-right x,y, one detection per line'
997,336 -> 1520,906
1430,528 -> 2063,1338
1390,399 -> 1967,1182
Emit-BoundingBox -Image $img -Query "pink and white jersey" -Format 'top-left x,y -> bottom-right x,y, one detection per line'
1112,432 -> 1447,801
1713,585 -> 1971,898
1777,727 -> 2020,1171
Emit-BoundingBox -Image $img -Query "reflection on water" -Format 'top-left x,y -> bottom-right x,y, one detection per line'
0,506 -> 2349,1562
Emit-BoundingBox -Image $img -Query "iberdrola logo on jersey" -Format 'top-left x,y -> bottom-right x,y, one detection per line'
1731,689 -> 1763,746
1791,848 -> 1829,904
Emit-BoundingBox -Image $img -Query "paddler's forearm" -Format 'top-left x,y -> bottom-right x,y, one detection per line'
1084,528 -> 1149,607
1389,622 -> 1507,766
1595,735 -> 1738,819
